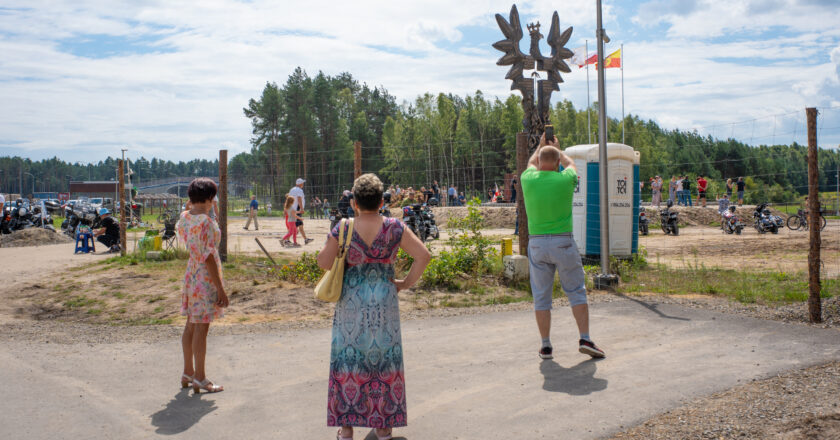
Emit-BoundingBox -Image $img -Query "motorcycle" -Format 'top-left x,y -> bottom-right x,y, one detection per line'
402,204 -> 428,241
638,211 -> 649,236
29,203 -> 55,231
659,200 -> 679,236
721,206 -> 744,235
61,201 -> 102,238
753,203 -> 781,234
420,198 -> 440,240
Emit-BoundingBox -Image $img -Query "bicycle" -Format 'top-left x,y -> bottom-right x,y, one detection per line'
786,208 -> 826,231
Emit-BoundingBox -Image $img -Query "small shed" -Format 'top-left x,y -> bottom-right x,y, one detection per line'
134,193 -> 182,214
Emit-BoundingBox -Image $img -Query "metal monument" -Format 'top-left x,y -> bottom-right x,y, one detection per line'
493,4 -> 574,152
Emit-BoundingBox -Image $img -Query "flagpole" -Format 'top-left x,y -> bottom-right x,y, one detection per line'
586,40 -> 591,144
621,43 -> 625,145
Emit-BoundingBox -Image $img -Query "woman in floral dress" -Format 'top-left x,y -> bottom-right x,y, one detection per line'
317,173 -> 431,440
176,178 -> 229,394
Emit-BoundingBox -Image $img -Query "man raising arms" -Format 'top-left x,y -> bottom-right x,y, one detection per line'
520,133 -> 605,360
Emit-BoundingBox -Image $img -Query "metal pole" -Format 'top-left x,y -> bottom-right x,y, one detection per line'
806,107 -> 821,323
595,0 -> 617,287
586,40 -> 591,144
836,166 -> 839,216
516,132 -> 529,255
219,150 -> 228,262
118,160 -> 126,256
621,43 -> 625,145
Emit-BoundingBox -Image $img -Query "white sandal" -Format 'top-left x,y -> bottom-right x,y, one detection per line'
336,428 -> 352,440
192,378 -> 224,393
180,374 -> 193,388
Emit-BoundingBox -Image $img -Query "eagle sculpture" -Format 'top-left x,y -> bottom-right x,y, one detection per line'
493,4 -> 574,152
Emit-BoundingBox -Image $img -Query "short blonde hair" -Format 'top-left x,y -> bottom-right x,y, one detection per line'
539,146 -> 560,165
352,173 -> 384,211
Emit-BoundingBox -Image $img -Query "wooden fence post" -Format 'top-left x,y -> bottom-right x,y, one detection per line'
806,107 -> 821,323
118,159 -> 126,256
516,131 -> 529,255
219,150 -> 228,263
354,141 -> 362,180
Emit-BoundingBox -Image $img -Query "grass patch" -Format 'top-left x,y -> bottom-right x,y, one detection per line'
64,295 -> 103,309
619,264 -> 839,304
147,294 -> 166,303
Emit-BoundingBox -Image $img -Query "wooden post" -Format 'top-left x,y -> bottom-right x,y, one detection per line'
302,137 -> 308,182
515,131 -> 529,255
118,160 -> 126,256
219,150 -> 228,263
354,141 -> 362,180
806,107 -> 821,323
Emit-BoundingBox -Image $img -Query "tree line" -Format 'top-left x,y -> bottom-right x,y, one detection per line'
2,67 -> 838,205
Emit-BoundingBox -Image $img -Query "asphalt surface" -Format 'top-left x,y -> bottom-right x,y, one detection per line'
2,298 -> 839,439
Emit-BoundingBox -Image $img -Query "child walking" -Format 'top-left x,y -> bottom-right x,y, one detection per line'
176,178 -> 229,394
281,195 -> 302,247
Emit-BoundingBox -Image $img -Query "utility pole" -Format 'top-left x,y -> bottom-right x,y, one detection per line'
594,0 -> 618,289
516,132 -> 529,254
219,150 -> 228,262
806,107 -> 821,323
118,159 -> 126,256
354,141 -> 362,180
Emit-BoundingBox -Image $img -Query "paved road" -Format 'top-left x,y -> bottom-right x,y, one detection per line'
2,298 -> 838,439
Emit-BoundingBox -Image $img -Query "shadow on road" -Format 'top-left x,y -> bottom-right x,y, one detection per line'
150,388 -> 217,435
615,293 -> 691,321
540,358 -> 608,395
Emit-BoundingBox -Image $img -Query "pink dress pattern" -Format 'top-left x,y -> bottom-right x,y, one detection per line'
177,212 -> 223,323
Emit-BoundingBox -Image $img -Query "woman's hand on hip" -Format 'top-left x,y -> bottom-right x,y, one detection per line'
393,279 -> 408,292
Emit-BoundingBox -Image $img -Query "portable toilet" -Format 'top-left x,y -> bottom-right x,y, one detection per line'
563,143 -> 640,258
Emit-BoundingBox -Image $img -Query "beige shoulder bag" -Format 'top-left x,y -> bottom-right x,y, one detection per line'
314,218 -> 354,302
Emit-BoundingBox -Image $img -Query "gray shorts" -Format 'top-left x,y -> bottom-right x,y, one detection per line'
527,234 -> 587,310
737,190 -> 744,199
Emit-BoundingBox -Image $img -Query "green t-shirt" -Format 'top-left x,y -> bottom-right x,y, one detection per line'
520,166 -> 577,235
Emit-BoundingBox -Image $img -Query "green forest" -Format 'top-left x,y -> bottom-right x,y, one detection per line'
1,68 -> 838,205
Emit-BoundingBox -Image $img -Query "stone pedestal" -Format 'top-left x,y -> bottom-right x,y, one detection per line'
503,255 -> 529,281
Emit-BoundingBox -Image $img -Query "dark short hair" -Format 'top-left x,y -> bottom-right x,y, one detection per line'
352,173 -> 383,211
187,178 -> 217,203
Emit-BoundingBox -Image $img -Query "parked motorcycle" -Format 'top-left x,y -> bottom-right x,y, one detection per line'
421,198 -> 440,240
659,200 -> 679,236
722,206 -> 744,235
61,201 -> 102,238
402,204 -> 428,241
753,203 -> 781,234
638,211 -> 649,236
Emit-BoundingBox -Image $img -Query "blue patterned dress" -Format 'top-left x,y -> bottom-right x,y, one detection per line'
327,217 -> 406,428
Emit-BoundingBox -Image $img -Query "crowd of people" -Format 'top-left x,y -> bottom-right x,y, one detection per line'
644,175 -> 747,209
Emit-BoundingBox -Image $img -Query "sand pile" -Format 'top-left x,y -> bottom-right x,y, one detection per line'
0,228 -> 73,248
388,206 -> 516,229
644,205 -> 787,226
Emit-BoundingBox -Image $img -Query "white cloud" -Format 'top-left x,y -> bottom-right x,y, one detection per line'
0,0 -> 837,164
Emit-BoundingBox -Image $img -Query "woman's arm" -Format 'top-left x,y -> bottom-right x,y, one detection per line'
204,255 -> 229,307
394,227 -> 432,292
317,236 -> 339,270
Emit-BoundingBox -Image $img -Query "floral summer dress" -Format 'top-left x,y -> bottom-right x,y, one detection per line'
177,212 -> 224,323
327,217 -> 407,428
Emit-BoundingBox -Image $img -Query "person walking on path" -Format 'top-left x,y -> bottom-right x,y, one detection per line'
696,175 -> 708,207
176,178 -> 229,394
520,133 -> 605,361
668,176 -> 677,205
289,178 -> 313,245
736,177 -> 746,206
281,195 -> 302,247
317,173 -> 431,440
651,176 -> 662,208
243,195 -> 259,231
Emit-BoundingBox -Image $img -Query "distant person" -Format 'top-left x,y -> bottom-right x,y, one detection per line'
725,178 -> 733,199
322,198 -> 330,218
696,175 -> 708,207
266,201 -> 272,216
93,208 -> 120,253
281,195 -> 301,247
432,180 -> 440,201
176,178 -> 228,394
521,132 -> 605,361
0,188 -> 5,216
243,195 -> 259,231
458,191 -> 466,206
448,184 -> 456,206
717,193 -> 731,225
736,177 -> 746,206
651,176 -> 662,208
668,176 -> 677,205
682,176 -> 693,207
675,176 -> 684,205
289,178 -> 313,245
317,173 -> 431,440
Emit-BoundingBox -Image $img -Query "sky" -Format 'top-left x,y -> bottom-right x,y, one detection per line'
1,0 -> 839,164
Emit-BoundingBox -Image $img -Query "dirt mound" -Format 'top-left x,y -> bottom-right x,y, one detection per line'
774,413 -> 840,439
389,206 -> 516,229
644,204 -> 787,227
0,228 -> 72,248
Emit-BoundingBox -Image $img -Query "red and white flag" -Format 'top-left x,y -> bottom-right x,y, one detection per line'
571,46 -> 597,68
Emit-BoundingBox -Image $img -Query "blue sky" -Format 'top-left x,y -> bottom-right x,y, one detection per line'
0,0 -> 838,164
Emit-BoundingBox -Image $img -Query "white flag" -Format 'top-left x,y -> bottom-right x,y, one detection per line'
569,46 -> 587,67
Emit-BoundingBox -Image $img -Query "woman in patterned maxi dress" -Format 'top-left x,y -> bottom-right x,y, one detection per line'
176,178 -> 229,394
317,174 -> 431,440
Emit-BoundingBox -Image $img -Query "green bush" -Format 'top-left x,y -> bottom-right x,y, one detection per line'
273,252 -> 324,285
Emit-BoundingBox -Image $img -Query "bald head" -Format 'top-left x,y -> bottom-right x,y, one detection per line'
538,146 -> 561,170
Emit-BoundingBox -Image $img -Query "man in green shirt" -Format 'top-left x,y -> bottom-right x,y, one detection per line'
521,133 -> 605,360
